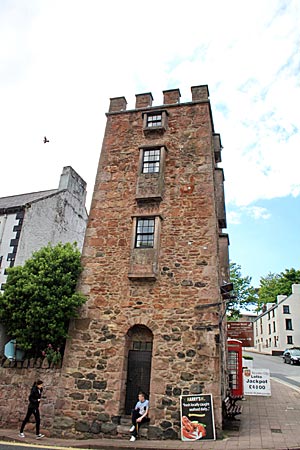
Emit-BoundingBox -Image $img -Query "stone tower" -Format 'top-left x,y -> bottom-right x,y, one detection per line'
55,85 -> 229,439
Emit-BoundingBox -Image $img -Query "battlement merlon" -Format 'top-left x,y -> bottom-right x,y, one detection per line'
107,84 -> 209,112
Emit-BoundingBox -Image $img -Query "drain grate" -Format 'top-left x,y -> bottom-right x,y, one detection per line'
271,428 -> 282,433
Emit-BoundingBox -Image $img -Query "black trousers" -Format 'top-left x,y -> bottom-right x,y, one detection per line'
20,405 -> 40,435
131,409 -> 148,437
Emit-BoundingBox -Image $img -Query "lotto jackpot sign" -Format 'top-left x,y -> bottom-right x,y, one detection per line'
243,368 -> 271,396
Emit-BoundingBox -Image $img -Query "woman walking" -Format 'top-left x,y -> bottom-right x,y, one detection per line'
19,380 -> 45,439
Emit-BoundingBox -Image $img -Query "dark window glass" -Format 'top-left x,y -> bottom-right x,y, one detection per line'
142,149 -> 160,173
286,318 -> 293,330
147,113 -> 162,128
268,324 -> 271,334
287,336 -> 293,344
132,341 -> 153,351
273,322 -> 276,332
135,218 -> 155,248
283,305 -> 290,314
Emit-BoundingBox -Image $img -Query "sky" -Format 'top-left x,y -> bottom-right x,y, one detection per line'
1,0 -> 300,287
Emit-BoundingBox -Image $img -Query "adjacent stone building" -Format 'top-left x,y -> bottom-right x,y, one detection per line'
54,86 -> 230,439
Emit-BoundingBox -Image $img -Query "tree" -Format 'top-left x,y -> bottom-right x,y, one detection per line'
227,262 -> 258,319
0,242 -> 86,355
258,268 -> 300,309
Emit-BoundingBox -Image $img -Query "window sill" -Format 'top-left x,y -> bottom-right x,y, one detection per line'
128,272 -> 157,281
143,126 -> 166,135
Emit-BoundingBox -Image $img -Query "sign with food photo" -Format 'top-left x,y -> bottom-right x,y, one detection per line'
180,394 -> 216,441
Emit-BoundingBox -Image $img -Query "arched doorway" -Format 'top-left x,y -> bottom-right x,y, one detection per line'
124,325 -> 153,414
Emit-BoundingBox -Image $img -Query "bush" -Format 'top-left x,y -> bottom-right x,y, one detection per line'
0,242 -> 86,356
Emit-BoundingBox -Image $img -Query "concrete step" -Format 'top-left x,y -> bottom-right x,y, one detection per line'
117,424 -> 148,439
120,418 -> 131,426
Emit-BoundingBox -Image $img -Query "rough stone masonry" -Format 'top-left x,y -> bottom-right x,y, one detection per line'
53,85 -> 230,440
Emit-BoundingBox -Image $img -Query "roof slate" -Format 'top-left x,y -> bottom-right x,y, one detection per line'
0,189 -> 58,211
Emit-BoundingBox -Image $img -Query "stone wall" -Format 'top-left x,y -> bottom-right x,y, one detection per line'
0,359 -> 61,434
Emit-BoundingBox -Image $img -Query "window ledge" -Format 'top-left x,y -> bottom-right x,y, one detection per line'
128,272 -> 157,281
143,126 -> 166,135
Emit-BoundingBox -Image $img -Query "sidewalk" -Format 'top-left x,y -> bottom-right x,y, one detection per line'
1,379 -> 300,450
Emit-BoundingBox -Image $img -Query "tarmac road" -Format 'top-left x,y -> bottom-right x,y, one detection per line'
247,350 -> 300,389
0,442 -> 107,450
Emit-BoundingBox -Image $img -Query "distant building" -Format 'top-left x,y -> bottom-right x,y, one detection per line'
238,313 -> 258,323
254,284 -> 300,355
0,166 -> 88,352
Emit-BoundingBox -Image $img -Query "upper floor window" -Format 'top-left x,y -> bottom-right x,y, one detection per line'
268,324 -> 271,334
286,318 -> 293,330
287,336 -> 293,344
283,305 -> 290,314
142,149 -> 160,173
143,110 -> 168,134
272,309 -> 275,317
135,218 -> 155,248
147,113 -> 162,128
273,322 -> 276,332
268,312 -> 270,320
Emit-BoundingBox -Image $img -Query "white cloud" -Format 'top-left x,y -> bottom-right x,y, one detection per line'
227,205 -> 271,225
0,0 -> 300,211
243,206 -> 271,221
227,211 -> 242,225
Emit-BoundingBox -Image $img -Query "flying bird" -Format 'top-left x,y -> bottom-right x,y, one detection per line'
43,136 -> 49,143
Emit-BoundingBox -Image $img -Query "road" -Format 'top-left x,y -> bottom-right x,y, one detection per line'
0,442 -> 109,450
0,443 -> 58,450
246,351 -> 300,389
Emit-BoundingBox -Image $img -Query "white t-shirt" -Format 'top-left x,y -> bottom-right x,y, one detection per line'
135,399 -> 149,416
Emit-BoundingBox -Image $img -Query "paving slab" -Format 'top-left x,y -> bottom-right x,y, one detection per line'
1,379 -> 300,450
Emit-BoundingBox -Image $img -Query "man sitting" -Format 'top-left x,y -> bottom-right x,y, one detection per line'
129,391 -> 149,442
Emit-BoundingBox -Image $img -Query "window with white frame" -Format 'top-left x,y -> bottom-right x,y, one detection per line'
135,218 -> 155,248
146,113 -> 162,128
143,110 -> 168,132
283,305 -> 290,314
142,149 -> 160,173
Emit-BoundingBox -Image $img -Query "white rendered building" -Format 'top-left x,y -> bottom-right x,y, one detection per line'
0,166 -> 88,353
254,284 -> 300,355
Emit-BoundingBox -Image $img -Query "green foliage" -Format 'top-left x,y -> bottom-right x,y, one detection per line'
242,354 -> 254,360
227,262 -> 258,319
0,242 -> 86,354
42,343 -> 62,364
258,268 -> 300,309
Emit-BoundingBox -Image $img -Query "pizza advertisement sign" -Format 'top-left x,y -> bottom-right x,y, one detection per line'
180,394 -> 216,441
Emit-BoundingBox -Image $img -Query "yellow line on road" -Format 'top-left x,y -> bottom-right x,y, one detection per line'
0,440 -> 87,450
